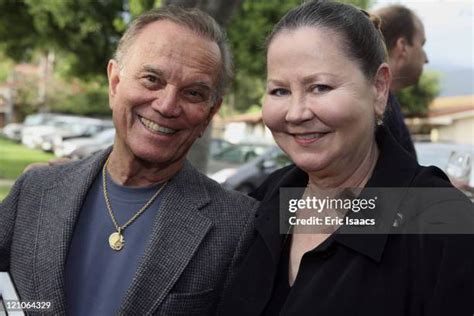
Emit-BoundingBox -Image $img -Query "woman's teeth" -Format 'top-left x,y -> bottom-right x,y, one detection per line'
295,133 -> 326,140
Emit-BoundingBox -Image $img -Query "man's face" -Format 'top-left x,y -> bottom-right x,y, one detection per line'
400,16 -> 428,87
107,20 -> 222,167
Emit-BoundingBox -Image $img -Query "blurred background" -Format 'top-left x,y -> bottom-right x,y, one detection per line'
0,0 -> 472,200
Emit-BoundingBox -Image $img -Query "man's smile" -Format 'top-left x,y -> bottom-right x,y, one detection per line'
138,115 -> 178,135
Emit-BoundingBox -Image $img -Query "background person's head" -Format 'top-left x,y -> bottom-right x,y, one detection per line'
263,1 -> 391,182
374,4 -> 428,92
107,6 -> 232,168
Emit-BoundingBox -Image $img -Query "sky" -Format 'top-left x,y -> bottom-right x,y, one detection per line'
371,0 -> 473,70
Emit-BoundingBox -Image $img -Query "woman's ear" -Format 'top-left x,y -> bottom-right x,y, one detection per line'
373,63 -> 392,117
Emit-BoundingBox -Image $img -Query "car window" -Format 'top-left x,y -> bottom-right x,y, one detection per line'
213,145 -> 268,163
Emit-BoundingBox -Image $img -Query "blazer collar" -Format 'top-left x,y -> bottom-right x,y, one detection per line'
255,126 -> 420,264
119,160 -> 213,315
35,148 -> 111,313
34,151 -> 212,314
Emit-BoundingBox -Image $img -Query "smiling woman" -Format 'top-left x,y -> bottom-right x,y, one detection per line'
220,1 -> 474,315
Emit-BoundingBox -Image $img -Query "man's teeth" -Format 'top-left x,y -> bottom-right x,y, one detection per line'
295,133 -> 326,140
140,117 -> 176,134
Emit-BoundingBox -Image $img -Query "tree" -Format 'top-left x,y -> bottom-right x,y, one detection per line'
0,0 -> 125,80
396,71 -> 441,117
163,0 -> 243,173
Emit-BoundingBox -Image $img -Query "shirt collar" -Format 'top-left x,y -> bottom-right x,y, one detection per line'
333,126 -> 419,262
255,126 -> 420,263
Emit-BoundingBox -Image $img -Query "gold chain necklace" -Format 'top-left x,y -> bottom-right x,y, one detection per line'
102,157 -> 167,251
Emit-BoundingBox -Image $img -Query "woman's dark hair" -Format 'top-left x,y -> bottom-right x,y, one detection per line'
266,0 -> 387,81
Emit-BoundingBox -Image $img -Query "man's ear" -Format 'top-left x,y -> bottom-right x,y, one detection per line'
107,59 -> 120,110
200,98 -> 223,136
207,97 -> 223,124
395,37 -> 409,59
373,63 -> 392,117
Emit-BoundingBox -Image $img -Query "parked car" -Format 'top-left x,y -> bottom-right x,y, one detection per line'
2,113 -> 58,142
208,143 -> 270,175
415,142 -> 474,198
210,146 -> 292,193
40,119 -> 113,152
54,128 -> 115,158
209,138 -> 232,156
21,115 -> 111,150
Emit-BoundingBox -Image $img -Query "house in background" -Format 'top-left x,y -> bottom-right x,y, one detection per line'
213,112 -> 274,144
407,95 -> 474,145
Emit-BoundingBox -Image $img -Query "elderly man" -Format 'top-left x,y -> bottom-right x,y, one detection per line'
0,7 -> 256,315
374,4 -> 428,158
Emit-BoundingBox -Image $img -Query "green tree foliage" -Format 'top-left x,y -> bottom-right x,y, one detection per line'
396,71 -> 440,117
0,0 -> 125,80
0,52 -> 14,82
47,81 -> 110,117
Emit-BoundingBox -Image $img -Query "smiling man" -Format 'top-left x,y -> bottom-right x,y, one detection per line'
0,7 -> 257,315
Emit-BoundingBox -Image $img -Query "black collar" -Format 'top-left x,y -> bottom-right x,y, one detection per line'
255,126 -> 420,263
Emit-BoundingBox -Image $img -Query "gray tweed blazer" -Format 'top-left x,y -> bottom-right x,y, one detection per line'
0,149 -> 258,315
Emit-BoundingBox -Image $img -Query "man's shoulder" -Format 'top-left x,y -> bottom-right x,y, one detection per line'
22,150 -> 106,185
192,167 -> 258,210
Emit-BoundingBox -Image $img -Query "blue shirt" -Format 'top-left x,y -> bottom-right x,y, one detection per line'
65,171 -> 165,315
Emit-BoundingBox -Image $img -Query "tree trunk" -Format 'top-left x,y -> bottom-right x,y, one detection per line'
164,0 -> 243,26
164,0 -> 242,173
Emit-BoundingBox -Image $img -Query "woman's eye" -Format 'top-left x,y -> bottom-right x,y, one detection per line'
311,84 -> 332,93
269,88 -> 290,97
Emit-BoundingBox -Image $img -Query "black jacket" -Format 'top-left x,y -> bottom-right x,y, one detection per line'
384,92 -> 417,159
220,127 -> 474,316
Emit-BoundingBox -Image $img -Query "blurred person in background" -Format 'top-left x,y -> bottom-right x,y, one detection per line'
374,4 -> 429,158
221,1 -> 474,315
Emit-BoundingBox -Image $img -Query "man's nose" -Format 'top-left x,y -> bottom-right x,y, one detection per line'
424,50 -> 429,64
151,86 -> 182,117
285,96 -> 314,124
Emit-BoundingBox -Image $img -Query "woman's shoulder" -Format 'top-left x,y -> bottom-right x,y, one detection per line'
400,164 -> 474,234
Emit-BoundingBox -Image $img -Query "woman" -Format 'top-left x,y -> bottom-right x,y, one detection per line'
220,1 -> 474,315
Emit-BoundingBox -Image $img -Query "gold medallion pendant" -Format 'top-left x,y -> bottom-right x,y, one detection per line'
109,232 -> 124,251
102,157 -> 168,253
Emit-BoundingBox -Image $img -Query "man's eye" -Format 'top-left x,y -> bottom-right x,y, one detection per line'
140,75 -> 163,89
269,88 -> 290,97
145,75 -> 157,83
311,84 -> 332,93
183,89 -> 207,103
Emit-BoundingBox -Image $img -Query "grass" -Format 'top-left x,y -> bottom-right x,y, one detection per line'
0,138 -> 54,200
0,184 -> 11,202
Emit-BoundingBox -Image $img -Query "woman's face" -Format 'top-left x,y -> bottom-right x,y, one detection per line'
263,26 -> 387,177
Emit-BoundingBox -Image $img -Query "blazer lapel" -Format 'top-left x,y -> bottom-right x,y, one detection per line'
34,150 -> 110,313
119,162 -> 212,315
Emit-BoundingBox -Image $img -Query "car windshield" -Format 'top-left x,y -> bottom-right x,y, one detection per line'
24,114 -> 53,126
